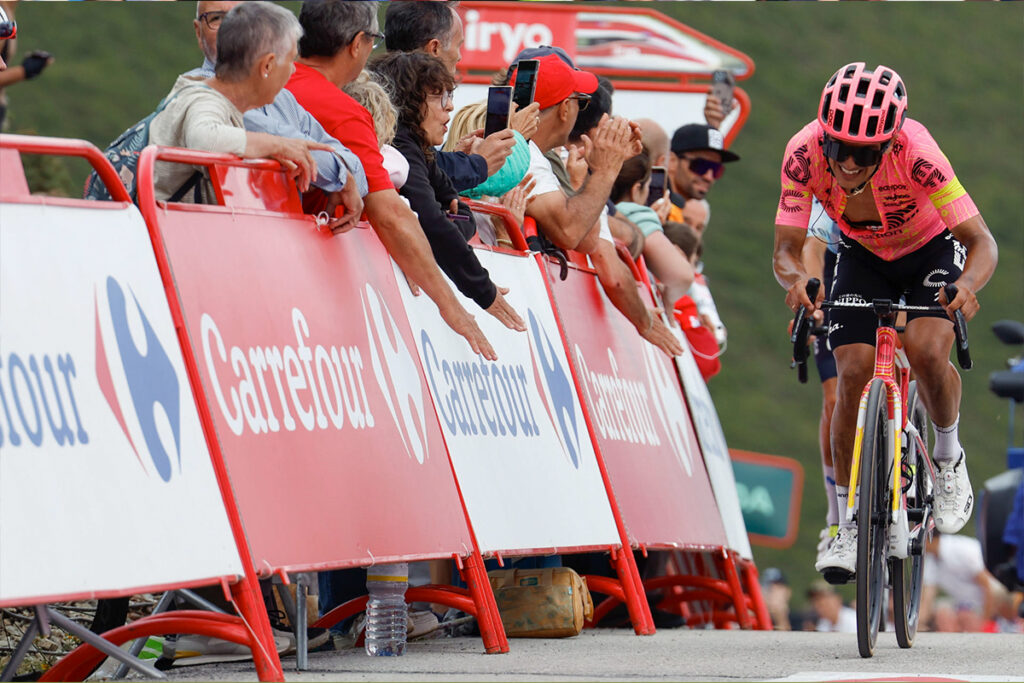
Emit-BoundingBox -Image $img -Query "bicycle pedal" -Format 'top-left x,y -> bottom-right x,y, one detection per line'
822,568 -> 855,585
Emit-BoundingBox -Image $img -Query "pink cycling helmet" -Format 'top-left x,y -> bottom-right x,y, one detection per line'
819,62 -> 907,144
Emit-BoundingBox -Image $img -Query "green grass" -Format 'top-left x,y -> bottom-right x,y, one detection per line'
7,1 -> 1022,610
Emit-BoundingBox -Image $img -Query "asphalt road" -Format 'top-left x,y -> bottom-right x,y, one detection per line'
153,629 -> 1024,682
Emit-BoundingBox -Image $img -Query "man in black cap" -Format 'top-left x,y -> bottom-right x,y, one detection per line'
666,123 -> 739,225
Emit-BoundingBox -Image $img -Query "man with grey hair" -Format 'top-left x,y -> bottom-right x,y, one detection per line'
288,0 -> 517,358
187,0 -> 366,232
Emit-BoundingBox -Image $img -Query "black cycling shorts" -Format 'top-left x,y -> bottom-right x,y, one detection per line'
813,248 -> 838,382
827,230 -> 965,350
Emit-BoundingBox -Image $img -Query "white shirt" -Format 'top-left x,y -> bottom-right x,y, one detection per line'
816,606 -> 857,633
923,534 -> 987,609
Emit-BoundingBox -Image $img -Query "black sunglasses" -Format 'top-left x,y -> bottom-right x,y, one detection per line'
822,135 -> 887,167
0,6 -> 16,40
197,10 -> 227,30
569,93 -> 591,111
683,156 -> 725,180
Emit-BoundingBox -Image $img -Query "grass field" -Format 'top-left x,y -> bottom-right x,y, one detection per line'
6,1 -> 1021,609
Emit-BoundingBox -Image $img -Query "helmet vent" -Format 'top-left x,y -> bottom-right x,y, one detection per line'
883,106 -> 896,134
833,109 -> 845,132
838,84 -> 849,103
867,115 -> 880,135
878,70 -> 892,86
856,78 -> 870,98
849,104 -> 863,134
872,91 -> 885,108
844,64 -> 858,78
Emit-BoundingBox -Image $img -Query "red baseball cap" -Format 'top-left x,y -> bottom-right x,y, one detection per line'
512,53 -> 598,110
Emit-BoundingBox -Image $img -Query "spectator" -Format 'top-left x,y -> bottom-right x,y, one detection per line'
149,2 -> 334,203
342,71 -> 409,190
441,101 -> 532,202
760,567 -> 793,631
0,1 -> 53,131
286,0 -> 497,360
666,123 -> 738,226
807,580 -> 856,633
635,118 -> 670,168
185,0 -> 366,231
368,50 -> 525,330
518,54 -> 681,357
921,533 -> 1002,631
384,0 -> 520,193
679,197 -> 725,346
662,221 -> 721,381
611,151 -> 694,310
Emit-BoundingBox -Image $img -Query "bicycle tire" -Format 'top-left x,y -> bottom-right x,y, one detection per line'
856,379 -> 888,658
892,381 -> 929,648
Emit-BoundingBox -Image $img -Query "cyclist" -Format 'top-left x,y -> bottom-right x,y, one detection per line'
772,62 -> 998,583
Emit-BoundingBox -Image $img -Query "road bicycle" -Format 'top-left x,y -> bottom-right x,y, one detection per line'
790,279 -> 971,658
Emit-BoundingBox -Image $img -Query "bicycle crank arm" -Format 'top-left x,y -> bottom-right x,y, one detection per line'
888,509 -> 911,560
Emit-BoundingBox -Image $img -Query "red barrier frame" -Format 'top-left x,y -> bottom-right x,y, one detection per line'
134,145 -> 508,655
0,134 -> 286,681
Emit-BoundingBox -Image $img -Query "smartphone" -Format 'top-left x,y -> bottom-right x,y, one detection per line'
512,59 -> 539,111
646,166 -> 667,206
484,86 -> 513,138
711,69 -> 735,118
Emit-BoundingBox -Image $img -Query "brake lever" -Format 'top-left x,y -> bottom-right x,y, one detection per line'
944,283 -> 972,370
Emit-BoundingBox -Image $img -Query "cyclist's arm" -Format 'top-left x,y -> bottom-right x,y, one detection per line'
773,224 -> 818,313
945,214 -> 998,321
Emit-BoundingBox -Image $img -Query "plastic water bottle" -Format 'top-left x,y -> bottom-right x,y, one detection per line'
365,562 -> 408,656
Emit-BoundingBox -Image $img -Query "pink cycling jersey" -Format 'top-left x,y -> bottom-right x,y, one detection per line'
775,118 -> 978,261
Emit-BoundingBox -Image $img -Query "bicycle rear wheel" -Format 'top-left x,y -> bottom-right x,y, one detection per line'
856,379 -> 889,659
892,381 -> 929,649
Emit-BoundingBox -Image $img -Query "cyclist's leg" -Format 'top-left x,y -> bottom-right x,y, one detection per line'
814,248 -> 840,557
901,231 -> 970,532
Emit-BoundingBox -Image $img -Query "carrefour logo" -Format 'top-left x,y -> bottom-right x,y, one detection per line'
96,277 -> 182,482
640,336 -> 695,476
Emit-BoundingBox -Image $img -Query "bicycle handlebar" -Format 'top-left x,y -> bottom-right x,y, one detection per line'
787,278 -> 972,382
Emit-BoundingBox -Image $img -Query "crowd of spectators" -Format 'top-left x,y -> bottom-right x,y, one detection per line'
74,0 -> 749,648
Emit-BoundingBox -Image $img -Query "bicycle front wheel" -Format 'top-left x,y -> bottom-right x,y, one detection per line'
892,381 -> 929,649
856,379 -> 889,659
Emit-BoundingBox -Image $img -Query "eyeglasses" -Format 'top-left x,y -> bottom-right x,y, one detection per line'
683,156 -> 725,180
0,6 -> 16,40
363,30 -> 385,50
569,93 -> 591,111
197,10 -> 227,30
430,90 -> 455,109
822,135 -> 887,167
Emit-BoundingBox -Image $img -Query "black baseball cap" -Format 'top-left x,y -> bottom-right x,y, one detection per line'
671,123 -> 740,163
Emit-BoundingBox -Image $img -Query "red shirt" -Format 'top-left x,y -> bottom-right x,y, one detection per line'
287,63 -> 394,195
674,295 -> 721,381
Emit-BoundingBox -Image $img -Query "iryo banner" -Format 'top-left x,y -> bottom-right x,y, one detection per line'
0,202 -> 242,604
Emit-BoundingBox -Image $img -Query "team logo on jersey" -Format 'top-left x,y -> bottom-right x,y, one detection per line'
784,144 -> 811,184
911,158 -> 947,191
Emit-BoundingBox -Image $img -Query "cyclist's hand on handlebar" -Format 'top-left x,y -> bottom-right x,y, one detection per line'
939,280 -> 980,321
785,277 -> 821,313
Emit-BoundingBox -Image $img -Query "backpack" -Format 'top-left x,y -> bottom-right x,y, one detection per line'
84,85 -> 205,203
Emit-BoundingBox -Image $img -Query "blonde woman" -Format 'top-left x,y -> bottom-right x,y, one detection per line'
343,71 -> 410,189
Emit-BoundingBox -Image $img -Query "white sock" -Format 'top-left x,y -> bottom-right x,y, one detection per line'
836,485 -> 854,529
931,416 -> 962,464
823,466 -> 839,527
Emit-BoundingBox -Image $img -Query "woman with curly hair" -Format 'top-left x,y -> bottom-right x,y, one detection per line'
368,51 -> 524,332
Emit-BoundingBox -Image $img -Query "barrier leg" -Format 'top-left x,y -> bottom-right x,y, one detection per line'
229,576 -> 285,681
461,550 -> 509,653
739,557 -> 772,630
0,608 -> 41,682
611,547 -> 655,635
714,549 -> 752,630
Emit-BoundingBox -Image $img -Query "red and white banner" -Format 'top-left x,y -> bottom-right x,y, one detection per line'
153,209 -> 476,572
541,260 -> 728,550
0,201 -> 242,605
397,250 -> 620,555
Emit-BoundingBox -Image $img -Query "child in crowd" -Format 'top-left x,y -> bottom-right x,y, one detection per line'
663,221 -> 722,380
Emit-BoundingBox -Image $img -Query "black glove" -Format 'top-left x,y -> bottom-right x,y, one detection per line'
21,50 -> 52,80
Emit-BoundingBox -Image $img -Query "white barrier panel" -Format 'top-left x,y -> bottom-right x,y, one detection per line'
0,203 -> 242,605
397,250 -> 620,554
673,338 -> 752,559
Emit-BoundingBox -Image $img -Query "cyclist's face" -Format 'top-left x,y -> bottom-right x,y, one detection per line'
825,141 -> 884,192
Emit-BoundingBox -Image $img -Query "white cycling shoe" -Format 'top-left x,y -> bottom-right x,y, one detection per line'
934,453 -> 973,534
815,525 -> 838,566
815,526 -> 857,584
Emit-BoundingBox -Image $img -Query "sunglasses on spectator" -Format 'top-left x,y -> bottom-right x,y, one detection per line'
0,6 -> 16,40
198,10 -> 227,30
569,93 -> 591,111
363,30 -> 385,50
683,156 -> 725,180
822,135 -> 887,167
